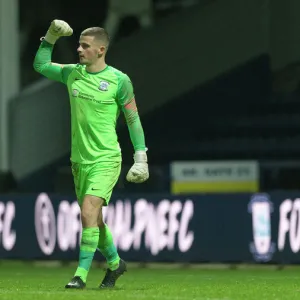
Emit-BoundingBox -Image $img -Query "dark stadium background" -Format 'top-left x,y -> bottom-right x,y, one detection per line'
1,1 -> 300,299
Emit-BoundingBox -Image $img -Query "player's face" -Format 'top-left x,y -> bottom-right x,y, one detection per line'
77,35 -> 106,65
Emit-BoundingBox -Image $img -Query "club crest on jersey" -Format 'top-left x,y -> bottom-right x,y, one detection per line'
99,81 -> 109,91
72,89 -> 79,97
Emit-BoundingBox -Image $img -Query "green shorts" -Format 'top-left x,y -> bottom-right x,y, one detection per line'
71,161 -> 121,206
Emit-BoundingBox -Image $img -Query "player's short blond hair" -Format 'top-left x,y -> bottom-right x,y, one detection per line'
81,27 -> 110,48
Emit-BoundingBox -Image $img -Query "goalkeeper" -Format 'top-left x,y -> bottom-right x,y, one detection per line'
33,20 -> 149,289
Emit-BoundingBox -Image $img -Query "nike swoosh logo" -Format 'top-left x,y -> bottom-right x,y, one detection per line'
91,188 -> 100,190
75,78 -> 81,81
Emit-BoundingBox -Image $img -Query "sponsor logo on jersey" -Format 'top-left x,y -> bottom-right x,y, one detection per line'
99,81 -> 110,91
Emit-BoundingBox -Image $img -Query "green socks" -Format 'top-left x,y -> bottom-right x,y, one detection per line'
74,225 -> 120,283
74,227 -> 99,283
97,224 -> 120,271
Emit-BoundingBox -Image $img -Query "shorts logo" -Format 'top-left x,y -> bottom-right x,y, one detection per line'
72,89 -> 79,97
248,193 -> 275,262
99,81 -> 109,91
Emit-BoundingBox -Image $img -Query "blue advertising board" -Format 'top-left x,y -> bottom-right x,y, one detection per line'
0,192 -> 299,264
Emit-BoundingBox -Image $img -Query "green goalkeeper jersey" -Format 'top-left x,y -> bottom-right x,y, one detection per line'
34,41 -> 146,164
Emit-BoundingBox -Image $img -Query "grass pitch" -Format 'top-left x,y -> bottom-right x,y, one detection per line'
0,261 -> 299,300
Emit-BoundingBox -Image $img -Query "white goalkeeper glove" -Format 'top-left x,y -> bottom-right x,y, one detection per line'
126,151 -> 149,183
44,20 -> 73,44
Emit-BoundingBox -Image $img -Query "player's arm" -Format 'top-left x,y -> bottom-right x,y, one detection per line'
33,20 -> 75,84
117,74 -> 149,183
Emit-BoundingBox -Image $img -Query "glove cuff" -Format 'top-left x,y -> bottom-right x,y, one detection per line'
134,151 -> 147,163
44,31 -> 59,44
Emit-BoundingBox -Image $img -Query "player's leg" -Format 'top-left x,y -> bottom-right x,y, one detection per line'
65,163 -> 101,289
97,210 -> 120,270
97,208 -> 127,288
65,194 -> 103,288
83,161 -> 126,288
75,195 -> 103,281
